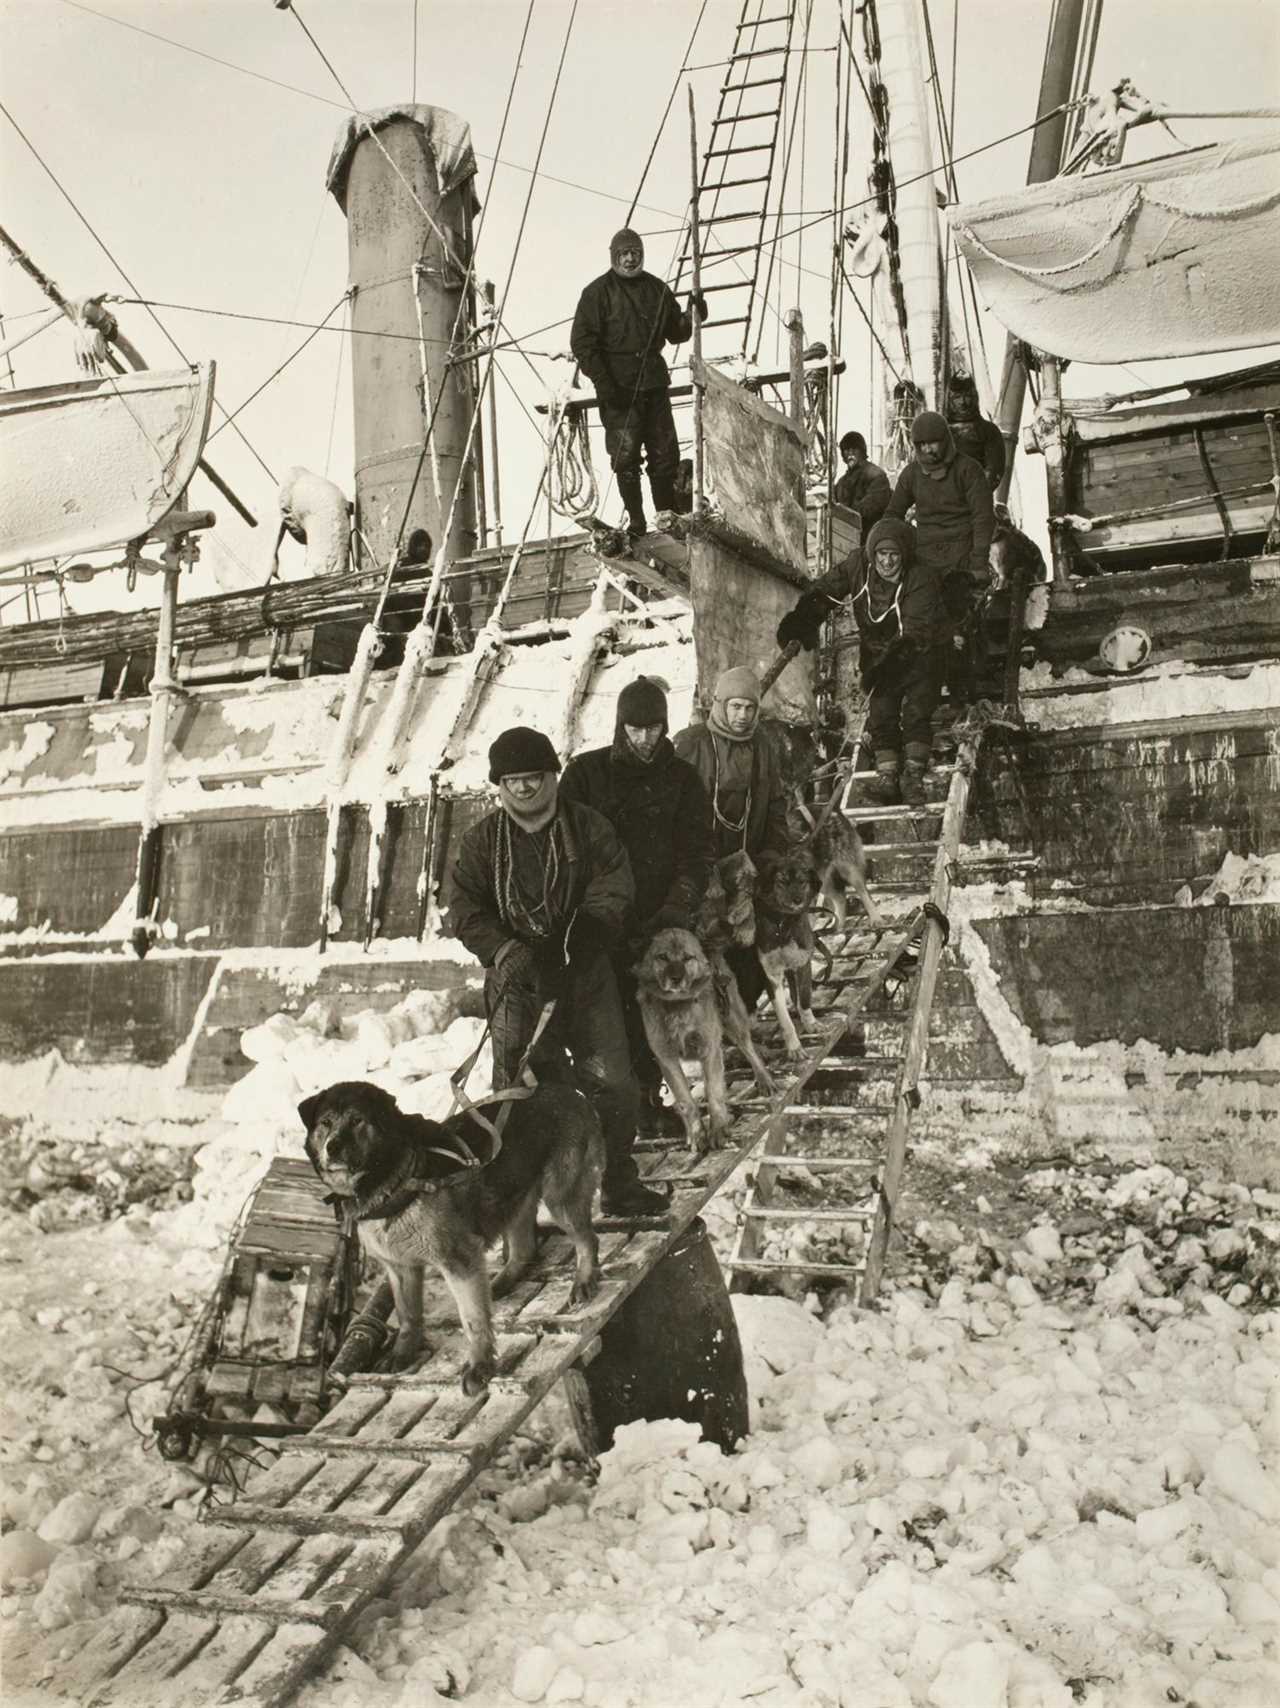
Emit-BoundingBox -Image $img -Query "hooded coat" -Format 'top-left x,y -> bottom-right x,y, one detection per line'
780,515 -> 950,669
885,415 -> 995,585
672,714 -> 790,865
571,247 -> 693,401
559,716 -> 714,930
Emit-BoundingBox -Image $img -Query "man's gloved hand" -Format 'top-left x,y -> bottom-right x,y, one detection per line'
777,604 -> 824,652
689,290 -> 709,322
492,938 -> 540,990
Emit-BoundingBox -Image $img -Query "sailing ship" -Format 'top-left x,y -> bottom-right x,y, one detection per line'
1,0 -> 1277,1185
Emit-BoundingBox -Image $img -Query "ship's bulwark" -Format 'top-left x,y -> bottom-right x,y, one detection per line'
1,632 -> 1277,1155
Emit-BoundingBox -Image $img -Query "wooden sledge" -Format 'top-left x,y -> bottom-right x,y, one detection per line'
154,1158 -> 359,1462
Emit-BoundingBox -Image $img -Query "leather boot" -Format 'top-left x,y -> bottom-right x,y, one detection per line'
649,468 -> 677,513
601,1134 -> 670,1217
900,759 -> 928,807
617,471 -> 647,540
866,753 -> 901,806
636,1084 -> 684,1140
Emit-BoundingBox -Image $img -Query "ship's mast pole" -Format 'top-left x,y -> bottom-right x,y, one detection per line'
993,0 -> 1090,503
688,87 -> 706,517
873,0 -> 946,411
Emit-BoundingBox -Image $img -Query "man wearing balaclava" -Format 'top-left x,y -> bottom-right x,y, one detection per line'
560,675 -> 714,1138
674,667 -> 791,1009
447,726 -> 666,1217
571,228 -> 707,540
886,409 -> 995,708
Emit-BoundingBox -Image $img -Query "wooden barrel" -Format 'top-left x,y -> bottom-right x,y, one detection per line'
578,1217 -> 748,1453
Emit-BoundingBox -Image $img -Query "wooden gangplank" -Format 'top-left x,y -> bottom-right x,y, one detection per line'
66,1020 -> 862,1708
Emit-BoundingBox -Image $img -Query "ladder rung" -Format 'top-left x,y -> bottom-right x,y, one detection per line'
706,142 -> 773,157
735,11 -> 794,30
704,173 -> 771,192
726,44 -> 789,61
721,75 -> 785,93
846,805 -> 943,822
698,244 -> 756,259
730,1257 -> 866,1277
701,209 -> 767,225
849,766 -> 955,779
742,1205 -> 873,1223
695,279 -> 753,294
757,1155 -> 878,1169
864,841 -> 941,855
709,108 -> 779,125
701,315 -> 750,329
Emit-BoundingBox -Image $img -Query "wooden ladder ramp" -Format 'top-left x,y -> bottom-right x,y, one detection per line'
68,977 -> 896,1707
729,711 -> 1013,1302
70,708 -> 1019,1708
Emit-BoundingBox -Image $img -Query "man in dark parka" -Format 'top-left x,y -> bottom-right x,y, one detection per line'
446,726 -> 666,1216
886,410 -> 995,707
571,227 -> 706,539
777,517 -> 946,805
560,675 -> 715,1137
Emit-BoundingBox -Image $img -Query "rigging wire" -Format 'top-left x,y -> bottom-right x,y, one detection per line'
0,96 -> 279,483
207,292 -> 349,443
625,0 -> 710,225
323,298 -> 346,478
754,0 -> 815,367
50,0 -> 678,224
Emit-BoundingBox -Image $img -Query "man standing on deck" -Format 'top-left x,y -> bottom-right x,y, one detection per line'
571,228 -> 707,541
560,675 -> 715,1140
886,411 -> 995,708
446,726 -> 668,1217
833,430 -> 892,534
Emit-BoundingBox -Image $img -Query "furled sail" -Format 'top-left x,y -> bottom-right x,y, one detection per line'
0,364 -> 214,573
949,132 -> 1280,363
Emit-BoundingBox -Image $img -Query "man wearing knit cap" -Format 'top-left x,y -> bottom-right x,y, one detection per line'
447,726 -> 667,1216
571,228 -> 707,540
886,410 -> 995,709
674,666 -> 790,1008
561,676 -> 715,1138
777,516 -> 947,805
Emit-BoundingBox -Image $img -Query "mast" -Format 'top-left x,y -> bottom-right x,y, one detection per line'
872,0 -> 945,412
993,0 -> 1092,501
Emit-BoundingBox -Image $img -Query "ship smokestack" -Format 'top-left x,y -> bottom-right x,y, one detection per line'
327,105 -> 480,572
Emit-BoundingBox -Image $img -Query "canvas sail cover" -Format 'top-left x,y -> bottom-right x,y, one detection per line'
0,364 -> 215,574
949,132 -> 1280,363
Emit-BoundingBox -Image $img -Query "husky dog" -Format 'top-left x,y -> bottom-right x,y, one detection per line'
300,1080 -> 601,1395
808,810 -> 886,932
634,928 -> 775,1153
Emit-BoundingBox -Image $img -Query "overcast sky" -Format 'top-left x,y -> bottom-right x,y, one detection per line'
2,0 -> 1277,615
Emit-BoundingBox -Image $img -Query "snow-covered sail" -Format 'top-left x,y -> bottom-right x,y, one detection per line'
0,363 -> 214,573
950,132 -> 1280,363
